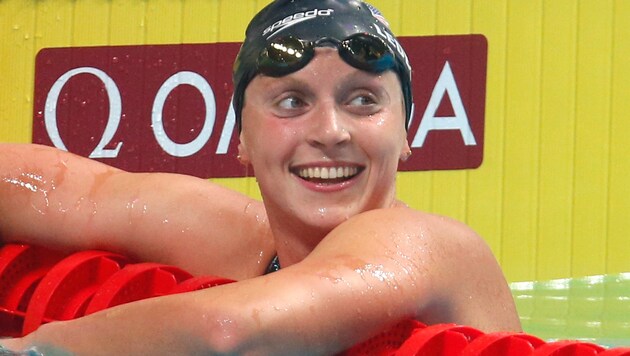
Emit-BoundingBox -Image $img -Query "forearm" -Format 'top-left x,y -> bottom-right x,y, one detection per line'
1,264 -> 417,356
192,260 -> 422,355
2,292 -> 214,355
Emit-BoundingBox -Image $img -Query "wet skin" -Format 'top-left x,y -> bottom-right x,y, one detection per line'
239,48 -> 411,266
0,48 -> 521,355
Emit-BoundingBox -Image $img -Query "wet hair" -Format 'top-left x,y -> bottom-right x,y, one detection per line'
232,0 -> 413,130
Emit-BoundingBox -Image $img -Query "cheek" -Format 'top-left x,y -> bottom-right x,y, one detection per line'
360,117 -> 407,156
242,121 -> 297,165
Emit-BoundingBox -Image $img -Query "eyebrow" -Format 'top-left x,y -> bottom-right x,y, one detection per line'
251,66 -> 398,104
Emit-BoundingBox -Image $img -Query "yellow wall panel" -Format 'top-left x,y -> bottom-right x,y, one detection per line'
536,1 -> 577,280
571,0 -> 613,277
109,1 -> 148,45
34,2 -> 74,48
501,0 -> 543,281
394,0 -> 435,223
397,172 -> 433,214
372,0 -> 401,32
181,0 -> 219,43
145,0 -> 183,44
0,2 -> 36,143
607,0 -> 630,274
1,0 -> 629,283
466,1 -> 507,255
72,0 -> 110,46
437,0 -> 471,34
400,0 -> 436,35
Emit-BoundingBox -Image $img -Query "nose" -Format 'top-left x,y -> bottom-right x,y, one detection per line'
306,103 -> 351,149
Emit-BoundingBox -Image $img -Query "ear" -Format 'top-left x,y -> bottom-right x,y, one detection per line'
399,140 -> 412,162
237,133 -> 251,166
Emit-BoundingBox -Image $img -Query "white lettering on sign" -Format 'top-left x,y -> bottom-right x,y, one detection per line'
217,97 -> 236,155
152,71 -> 216,157
44,67 -> 124,158
44,68 -> 237,158
411,61 -> 477,148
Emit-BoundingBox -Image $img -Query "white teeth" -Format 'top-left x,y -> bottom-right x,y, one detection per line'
297,166 -> 359,180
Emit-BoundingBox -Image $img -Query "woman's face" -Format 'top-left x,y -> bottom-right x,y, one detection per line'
239,48 -> 409,233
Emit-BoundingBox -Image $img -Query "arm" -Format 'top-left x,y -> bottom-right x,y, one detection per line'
0,143 -> 274,279
2,207 -> 520,355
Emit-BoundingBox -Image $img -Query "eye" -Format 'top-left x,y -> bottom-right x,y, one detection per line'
277,96 -> 305,110
271,93 -> 309,118
345,91 -> 381,116
348,95 -> 377,107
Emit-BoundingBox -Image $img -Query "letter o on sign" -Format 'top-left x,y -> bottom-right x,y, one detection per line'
152,71 -> 216,157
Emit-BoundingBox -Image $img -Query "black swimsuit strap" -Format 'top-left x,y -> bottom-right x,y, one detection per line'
265,255 -> 281,274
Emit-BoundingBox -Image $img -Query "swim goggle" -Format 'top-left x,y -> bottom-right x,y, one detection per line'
256,33 -> 397,77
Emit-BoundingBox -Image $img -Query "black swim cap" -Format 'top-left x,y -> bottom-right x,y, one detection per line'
232,0 -> 413,130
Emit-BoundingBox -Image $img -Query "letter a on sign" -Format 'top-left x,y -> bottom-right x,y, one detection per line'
412,61 -> 477,148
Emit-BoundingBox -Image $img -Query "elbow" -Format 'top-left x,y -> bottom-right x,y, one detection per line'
194,305 -> 254,355
203,323 -> 246,355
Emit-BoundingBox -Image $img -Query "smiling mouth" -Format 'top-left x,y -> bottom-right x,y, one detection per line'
292,166 -> 363,184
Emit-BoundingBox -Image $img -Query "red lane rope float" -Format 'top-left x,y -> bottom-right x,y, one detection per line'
170,275 -> 235,293
600,349 -> 630,356
395,323 -> 485,355
530,340 -> 606,356
84,262 -> 193,315
459,332 -> 545,356
1,243 -> 630,356
341,319 -> 427,356
0,244 -> 64,337
22,250 -> 128,334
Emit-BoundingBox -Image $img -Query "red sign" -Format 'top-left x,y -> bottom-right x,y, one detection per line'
32,35 -> 487,178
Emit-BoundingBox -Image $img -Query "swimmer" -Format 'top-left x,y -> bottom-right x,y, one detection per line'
0,0 -> 521,354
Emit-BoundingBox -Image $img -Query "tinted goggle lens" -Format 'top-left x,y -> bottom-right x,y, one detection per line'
339,33 -> 394,72
257,34 -> 395,77
257,36 -> 314,77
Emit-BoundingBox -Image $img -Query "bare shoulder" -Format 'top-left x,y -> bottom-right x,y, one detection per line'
336,206 -> 486,252
327,207 -> 522,332
318,206 -> 499,280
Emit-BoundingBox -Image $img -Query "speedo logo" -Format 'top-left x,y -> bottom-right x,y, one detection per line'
263,9 -> 334,39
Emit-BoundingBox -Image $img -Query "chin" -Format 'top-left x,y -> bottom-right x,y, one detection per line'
299,205 -> 363,231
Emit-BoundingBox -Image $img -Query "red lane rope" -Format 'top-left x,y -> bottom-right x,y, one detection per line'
1,244 -> 629,355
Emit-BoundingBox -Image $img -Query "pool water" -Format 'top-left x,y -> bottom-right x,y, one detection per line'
511,273 -> 630,347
